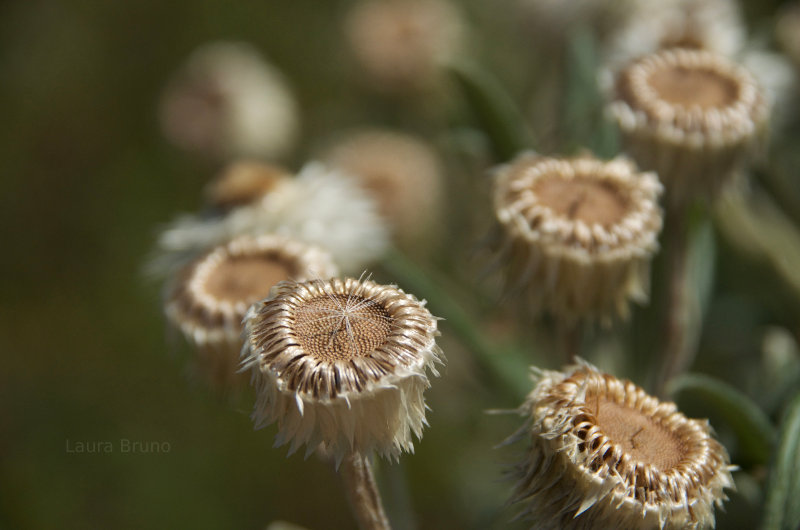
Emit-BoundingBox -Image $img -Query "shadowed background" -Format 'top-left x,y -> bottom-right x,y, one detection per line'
1,0 -> 798,529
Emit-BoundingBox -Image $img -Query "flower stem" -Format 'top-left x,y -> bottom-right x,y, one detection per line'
557,320 -> 582,365
656,203 -> 691,397
341,453 -> 391,530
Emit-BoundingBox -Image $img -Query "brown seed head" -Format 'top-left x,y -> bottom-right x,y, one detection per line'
509,362 -> 735,529
610,48 -> 768,203
242,277 -> 443,461
492,153 -> 663,321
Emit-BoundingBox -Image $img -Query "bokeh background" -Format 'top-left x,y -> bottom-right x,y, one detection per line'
2,0 -> 799,529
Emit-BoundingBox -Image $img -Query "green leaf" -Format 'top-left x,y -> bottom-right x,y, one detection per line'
667,373 -> 776,466
447,62 -> 534,162
764,392 -> 800,530
562,25 -> 618,157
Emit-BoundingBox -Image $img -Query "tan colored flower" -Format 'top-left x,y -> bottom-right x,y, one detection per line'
241,277 -> 443,463
609,48 -> 768,204
321,129 -> 444,247
492,152 -> 663,322
344,0 -> 464,93
165,235 -> 338,391
509,361 -> 734,529
204,160 -> 291,211
159,41 -> 299,161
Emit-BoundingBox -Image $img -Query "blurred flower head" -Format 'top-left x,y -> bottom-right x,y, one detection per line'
604,0 -> 746,70
165,234 -> 338,391
204,160 -> 292,211
242,277 -> 443,463
345,0 -> 465,93
159,41 -> 299,161
508,361 -> 734,529
491,152 -> 663,322
152,162 -> 390,275
321,129 -> 444,249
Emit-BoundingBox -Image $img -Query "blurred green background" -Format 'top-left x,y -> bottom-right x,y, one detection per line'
2,0 -> 799,529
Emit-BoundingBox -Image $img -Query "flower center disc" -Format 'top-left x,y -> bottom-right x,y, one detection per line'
205,256 -> 290,303
294,294 -> 392,361
532,176 -> 628,227
647,66 -> 738,108
594,398 -> 685,470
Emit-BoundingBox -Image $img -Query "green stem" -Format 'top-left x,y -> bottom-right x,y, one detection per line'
655,204 -> 691,397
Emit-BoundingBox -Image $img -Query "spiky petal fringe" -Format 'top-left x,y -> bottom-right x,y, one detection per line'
242,277 -> 444,463
508,361 -> 735,529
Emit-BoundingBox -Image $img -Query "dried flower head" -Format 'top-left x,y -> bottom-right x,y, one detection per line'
322,129 -> 444,247
159,41 -> 299,161
509,361 -> 734,529
609,48 -> 768,203
492,153 -> 663,322
242,277 -> 443,463
344,0 -> 464,92
204,160 -> 291,211
153,162 -> 390,275
165,235 -> 338,390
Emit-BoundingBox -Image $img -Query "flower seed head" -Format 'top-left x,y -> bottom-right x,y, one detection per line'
204,161 -> 291,211
492,152 -> 663,322
609,48 -> 768,204
322,129 -> 444,248
345,0 -> 464,93
159,41 -> 299,161
509,361 -> 734,529
242,277 -> 443,463
165,235 -> 338,390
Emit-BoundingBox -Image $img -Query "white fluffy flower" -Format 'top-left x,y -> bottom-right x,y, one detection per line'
604,0 -> 745,70
152,163 -> 390,275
